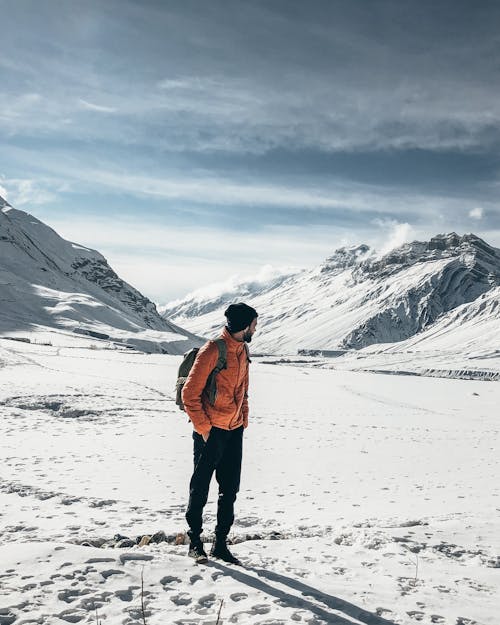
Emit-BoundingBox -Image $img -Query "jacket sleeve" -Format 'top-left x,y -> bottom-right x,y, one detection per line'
241,361 -> 249,429
182,341 -> 218,437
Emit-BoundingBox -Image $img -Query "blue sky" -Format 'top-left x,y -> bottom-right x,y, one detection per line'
1,0 -> 500,302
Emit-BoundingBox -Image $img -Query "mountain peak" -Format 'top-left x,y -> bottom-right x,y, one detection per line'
428,231 -> 490,251
320,244 -> 370,273
0,194 -> 12,210
363,232 -> 500,279
155,230 -> 500,356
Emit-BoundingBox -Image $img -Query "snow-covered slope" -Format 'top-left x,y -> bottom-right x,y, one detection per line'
163,233 -> 500,359
318,285 -> 500,380
160,266 -> 302,319
0,196 -> 202,353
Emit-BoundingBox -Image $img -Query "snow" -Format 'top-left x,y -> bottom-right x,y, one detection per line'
0,202 -> 202,355
0,338 -> 498,624
160,266 -> 302,320
163,234 -> 500,366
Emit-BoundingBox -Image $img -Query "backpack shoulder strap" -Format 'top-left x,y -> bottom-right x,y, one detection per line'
212,338 -> 227,372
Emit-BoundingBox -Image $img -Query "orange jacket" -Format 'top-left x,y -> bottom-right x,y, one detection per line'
182,327 -> 250,437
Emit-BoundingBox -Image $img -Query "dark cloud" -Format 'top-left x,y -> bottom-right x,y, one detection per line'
1,0 -> 499,257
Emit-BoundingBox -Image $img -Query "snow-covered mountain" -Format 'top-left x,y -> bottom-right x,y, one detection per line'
163,233 -> 500,357
160,266 -> 302,320
0,196 -> 202,353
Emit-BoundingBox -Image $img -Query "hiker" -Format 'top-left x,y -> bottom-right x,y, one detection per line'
182,302 -> 258,564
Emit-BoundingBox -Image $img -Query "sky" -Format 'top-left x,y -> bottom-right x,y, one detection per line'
1,0 -> 500,303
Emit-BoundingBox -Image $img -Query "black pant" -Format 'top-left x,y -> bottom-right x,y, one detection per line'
186,425 -> 243,541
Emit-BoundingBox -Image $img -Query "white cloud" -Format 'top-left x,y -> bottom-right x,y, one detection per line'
45,214 -> 346,264
157,77 -> 215,91
469,206 -> 484,219
78,99 -> 117,113
0,177 -> 57,206
168,263 -> 302,305
40,214 -> 362,299
372,218 -> 415,257
0,181 -> 8,200
24,207 -> 500,302
2,148 -> 394,213
2,71 -> 500,154
86,169 -> 369,210
10,154 -> 452,217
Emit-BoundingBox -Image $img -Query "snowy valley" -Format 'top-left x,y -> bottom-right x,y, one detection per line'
0,201 -> 499,625
0,341 -> 498,625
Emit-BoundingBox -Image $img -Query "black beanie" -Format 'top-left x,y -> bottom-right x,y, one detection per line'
224,302 -> 258,333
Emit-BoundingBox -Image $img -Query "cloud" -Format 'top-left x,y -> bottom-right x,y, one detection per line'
33,211 -> 377,299
44,214 -> 348,265
0,181 -> 8,200
78,99 -> 117,113
4,149 -> 470,219
17,198 -> 499,302
372,218 -> 415,257
167,263 -> 303,306
67,168 -> 377,211
3,23 -> 500,160
0,146 -> 423,216
0,177 -> 58,206
469,206 -> 484,219
2,13 -> 500,156
41,210 -> 494,302
2,78 -> 499,154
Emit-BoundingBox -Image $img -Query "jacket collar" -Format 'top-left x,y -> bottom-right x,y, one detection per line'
221,326 -> 245,352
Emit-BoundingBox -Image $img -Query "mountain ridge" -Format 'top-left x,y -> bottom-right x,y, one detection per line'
162,231 -> 500,356
0,196 -> 201,353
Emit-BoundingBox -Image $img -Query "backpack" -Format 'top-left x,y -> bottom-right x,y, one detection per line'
175,338 -> 227,411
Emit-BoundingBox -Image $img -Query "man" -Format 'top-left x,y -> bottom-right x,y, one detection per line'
182,302 -> 258,564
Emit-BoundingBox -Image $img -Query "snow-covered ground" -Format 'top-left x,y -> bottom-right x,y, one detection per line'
0,337 -> 498,625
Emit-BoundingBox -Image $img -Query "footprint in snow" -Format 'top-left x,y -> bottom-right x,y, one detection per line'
194,593 -> 218,614
190,574 -> 203,584
56,609 -> 85,623
79,592 -> 114,611
57,588 -> 89,603
198,593 -> 217,608
160,575 -> 182,587
211,571 -> 225,581
251,604 -> 271,615
231,610 -> 279,624
100,569 -> 125,579
114,586 -> 138,602
0,612 -> 17,625
170,592 -> 192,606
119,553 -> 153,564
230,592 -> 248,602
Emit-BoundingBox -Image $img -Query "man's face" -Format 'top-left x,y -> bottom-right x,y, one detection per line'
243,317 -> 258,343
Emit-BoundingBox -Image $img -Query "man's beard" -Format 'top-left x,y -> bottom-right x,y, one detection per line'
243,330 -> 253,343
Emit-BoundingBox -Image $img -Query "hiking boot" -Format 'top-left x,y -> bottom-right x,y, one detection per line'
210,539 -> 241,565
188,540 -> 208,564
